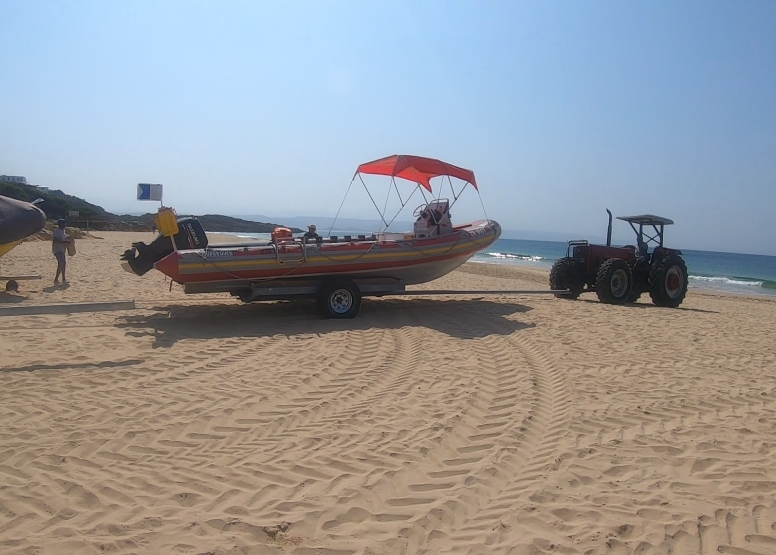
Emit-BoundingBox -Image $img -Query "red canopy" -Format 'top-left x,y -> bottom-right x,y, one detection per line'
356,154 -> 478,192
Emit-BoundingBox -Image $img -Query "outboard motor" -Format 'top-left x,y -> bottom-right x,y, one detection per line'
120,217 -> 208,276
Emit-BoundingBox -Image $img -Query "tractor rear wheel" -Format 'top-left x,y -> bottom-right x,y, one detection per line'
649,256 -> 688,307
549,257 -> 584,299
595,258 -> 633,304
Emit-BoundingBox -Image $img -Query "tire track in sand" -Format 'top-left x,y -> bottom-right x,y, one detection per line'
310,301 -> 572,553
445,307 -> 571,549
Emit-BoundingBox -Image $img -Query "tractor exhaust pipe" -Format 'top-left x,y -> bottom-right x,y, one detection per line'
606,209 -> 612,246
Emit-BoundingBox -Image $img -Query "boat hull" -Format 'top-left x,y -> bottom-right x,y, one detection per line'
0,242 -> 20,258
0,195 -> 46,259
154,220 -> 501,289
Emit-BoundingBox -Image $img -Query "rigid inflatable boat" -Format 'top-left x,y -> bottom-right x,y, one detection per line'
121,155 -> 502,317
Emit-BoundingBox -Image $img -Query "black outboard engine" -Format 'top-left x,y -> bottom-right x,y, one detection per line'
120,217 -> 208,276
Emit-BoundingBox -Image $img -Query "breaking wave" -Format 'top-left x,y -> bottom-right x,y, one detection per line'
689,275 -> 776,290
484,251 -> 545,262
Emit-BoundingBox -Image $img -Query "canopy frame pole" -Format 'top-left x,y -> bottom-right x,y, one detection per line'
358,173 -> 390,230
356,173 -> 425,234
379,176 -> 410,232
327,175 -> 356,238
379,167 -> 431,231
477,186 -> 490,223
383,183 -> 422,231
408,167 -> 432,208
445,177 -> 468,212
392,177 -> 406,207
380,161 -> 413,232
419,185 -> 431,206
442,175 -> 490,224
380,177 -> 394,228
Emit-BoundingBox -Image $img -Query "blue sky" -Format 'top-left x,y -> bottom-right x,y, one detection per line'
1,0 -> 775,255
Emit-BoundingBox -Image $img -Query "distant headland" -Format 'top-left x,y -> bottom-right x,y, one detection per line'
0,180 -> 302,233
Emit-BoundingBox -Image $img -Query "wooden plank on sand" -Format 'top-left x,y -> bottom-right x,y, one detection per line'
0,300 -> 136,317
0,275 -> 42,281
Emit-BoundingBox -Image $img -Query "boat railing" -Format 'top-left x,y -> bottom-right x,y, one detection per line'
272,238 -> 308,264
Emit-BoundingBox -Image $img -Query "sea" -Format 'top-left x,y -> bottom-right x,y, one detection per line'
212,232 -> 776,298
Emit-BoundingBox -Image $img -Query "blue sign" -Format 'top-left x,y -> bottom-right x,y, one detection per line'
137,183 -> 163,201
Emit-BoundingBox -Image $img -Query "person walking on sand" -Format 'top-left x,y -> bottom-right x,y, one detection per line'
52,218 -> 71,284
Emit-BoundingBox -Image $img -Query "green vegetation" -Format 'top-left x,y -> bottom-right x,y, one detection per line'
126,213 -> 303,233
0,182 -> 108,220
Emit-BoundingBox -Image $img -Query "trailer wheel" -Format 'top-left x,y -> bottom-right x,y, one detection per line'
319,280 -> 362,319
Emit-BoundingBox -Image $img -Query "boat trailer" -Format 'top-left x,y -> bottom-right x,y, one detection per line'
180,277 -> 567,319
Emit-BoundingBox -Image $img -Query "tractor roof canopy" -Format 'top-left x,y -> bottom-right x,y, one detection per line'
616,214 -> 674,226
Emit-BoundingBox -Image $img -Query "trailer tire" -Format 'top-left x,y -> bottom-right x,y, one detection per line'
319,280 -> 362,319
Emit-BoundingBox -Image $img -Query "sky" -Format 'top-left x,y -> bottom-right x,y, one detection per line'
1,0 -> 775,255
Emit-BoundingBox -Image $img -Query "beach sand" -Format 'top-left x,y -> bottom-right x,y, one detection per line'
1,232 -> 775,554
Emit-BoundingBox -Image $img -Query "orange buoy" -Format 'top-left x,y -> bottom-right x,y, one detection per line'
156,207 -> 179,237
272,227 -> 292,241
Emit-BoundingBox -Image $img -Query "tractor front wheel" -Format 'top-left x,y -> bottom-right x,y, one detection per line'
649,256 -> 688,307
596,258 -> 633,304
549,257 -> 584,299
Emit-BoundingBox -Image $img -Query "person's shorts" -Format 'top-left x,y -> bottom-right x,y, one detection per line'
54,251 -> 66,265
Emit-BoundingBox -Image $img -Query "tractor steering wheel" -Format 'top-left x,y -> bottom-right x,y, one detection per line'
413,203 -> 428,218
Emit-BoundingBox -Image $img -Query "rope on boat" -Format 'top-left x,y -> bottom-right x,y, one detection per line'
360,173 -> 390,231
307,241 -> 380,263
192,251 -> 306,283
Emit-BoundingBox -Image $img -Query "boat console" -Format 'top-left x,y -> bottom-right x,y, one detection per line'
414,200 -> 452,238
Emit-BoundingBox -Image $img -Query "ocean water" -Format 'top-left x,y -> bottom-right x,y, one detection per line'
473,238 -> 776,297
210,232 -> 776,297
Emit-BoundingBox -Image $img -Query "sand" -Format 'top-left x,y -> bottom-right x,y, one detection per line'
1,231 -> 775,555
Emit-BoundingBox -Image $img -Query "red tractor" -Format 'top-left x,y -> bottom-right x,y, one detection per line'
550,210 -> 689,307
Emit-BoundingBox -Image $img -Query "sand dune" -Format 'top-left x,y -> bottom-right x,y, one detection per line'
1,232 -> 775,554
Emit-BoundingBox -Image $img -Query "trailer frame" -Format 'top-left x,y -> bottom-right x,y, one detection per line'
177,276 -> 567,319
